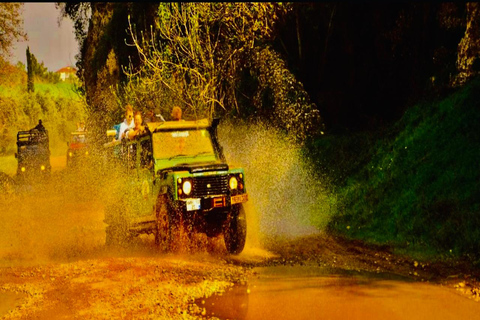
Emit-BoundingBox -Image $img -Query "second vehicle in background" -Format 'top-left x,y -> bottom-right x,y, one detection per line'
66,131 -> 90,168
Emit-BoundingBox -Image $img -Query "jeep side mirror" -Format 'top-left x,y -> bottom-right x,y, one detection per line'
14,153 -> 17,159
67,142 -> 70,147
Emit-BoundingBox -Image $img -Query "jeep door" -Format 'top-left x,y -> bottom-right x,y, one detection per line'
128,137 -> 157,224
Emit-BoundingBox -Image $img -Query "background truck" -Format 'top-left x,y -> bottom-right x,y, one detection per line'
15,128 -> 51,182
66,131 -> 90,168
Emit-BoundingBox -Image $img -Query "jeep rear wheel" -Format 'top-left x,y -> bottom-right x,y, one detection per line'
223,204 -> 247,254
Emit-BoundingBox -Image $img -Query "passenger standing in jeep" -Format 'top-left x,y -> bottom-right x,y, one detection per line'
127,111 -> 148,140
117,104 -> 135,140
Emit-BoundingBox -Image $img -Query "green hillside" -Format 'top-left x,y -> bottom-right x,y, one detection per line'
308,76 -> 480,262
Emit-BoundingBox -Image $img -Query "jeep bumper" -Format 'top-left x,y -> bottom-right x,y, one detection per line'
178,193 -> 248,212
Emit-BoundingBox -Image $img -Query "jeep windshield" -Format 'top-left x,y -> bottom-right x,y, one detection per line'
70,133 -> 87,144
152,129 -> 216,160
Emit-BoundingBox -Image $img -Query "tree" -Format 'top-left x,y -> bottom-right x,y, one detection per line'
55,2 -> 91,81
0,3 -> 27,59
26,46 -> 34,92
125,3 -> 323,140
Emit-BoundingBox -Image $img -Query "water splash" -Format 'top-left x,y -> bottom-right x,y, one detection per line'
218,119 -> 333,246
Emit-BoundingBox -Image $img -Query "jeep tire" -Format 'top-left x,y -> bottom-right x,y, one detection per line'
155,195 -> 171,251
223,204 -> 247,254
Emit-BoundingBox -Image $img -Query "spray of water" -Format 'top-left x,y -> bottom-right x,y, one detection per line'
0,157 -> 109,267
0,119 -> 335,265
218,119 -> 334,249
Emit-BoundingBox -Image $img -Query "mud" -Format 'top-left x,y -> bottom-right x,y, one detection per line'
0,292 -> 25,318
200,265 -> 480,320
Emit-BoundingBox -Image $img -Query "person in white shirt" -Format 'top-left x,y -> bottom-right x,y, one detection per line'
117,104 -> 135,140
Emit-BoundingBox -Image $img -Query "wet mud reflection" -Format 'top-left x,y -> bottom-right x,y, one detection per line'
196,266 -> 480,320
0,292 -> 26,318
196,284 -> 249,319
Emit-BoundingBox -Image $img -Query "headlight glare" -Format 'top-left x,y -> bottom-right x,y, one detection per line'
229,176 -> 238,190
182,180 -> 192,195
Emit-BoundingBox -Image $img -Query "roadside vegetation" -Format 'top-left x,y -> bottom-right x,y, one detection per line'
307,76 -> 480,264
0,60 -> 87,156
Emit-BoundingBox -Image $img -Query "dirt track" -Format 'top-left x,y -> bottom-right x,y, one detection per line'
1,229 -> 480,319
1,156 -> 480,319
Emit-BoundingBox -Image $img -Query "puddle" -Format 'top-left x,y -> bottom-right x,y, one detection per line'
196,284 -> 249,319
195,265 -> 480,320
0,292 -> 26,317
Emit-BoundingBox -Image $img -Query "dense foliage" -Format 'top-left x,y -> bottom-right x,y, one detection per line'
0,3 -> 26,58
59,2 -> 480,134
308,76 -> 480,261
122,3 -> 322,140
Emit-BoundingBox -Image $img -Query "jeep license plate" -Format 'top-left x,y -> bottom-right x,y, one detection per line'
231,193 -> 248,205
186,199 -> 201,211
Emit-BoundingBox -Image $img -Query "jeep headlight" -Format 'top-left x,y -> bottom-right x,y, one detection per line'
68,152 -> 73,157
21,167 -> 26,172
40,165 -> 45,171
182,180 -> 192,195
85,151 -> 89,156
229,176 -> 238,190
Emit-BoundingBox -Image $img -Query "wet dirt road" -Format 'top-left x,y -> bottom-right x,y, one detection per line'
201,265 -> 480,320
2,155 -> 480,319
2,227 -> 480,319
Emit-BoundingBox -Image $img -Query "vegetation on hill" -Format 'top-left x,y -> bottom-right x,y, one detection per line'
306,76 -> 480,262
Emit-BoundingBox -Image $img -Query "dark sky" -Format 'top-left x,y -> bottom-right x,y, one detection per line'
10,3 -> 78,72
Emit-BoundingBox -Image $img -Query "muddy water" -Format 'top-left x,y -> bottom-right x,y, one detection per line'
198,266 -> 480,320
0,292 -> 26,318
0,155 -> 106,267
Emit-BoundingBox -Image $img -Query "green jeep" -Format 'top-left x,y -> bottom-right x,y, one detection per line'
103,118 -> 248,254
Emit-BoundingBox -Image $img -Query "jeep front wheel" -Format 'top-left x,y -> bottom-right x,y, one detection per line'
223,204 -> 247,254
155,195 -> 171,251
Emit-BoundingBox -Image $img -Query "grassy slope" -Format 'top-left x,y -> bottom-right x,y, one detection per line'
0,82 -> 81,99
307,76 -> 480,261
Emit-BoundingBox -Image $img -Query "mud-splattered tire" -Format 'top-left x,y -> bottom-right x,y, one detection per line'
223,204 -> 247,254
168,209 -> 188,253
155,195 -> 171,251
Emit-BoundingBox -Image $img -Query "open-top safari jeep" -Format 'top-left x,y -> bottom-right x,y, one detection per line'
103,118 -> 248,254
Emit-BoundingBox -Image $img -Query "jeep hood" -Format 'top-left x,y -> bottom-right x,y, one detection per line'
160,161 -> 229,174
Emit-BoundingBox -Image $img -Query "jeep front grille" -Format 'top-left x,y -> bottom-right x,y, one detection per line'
192,175 -> 228,197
